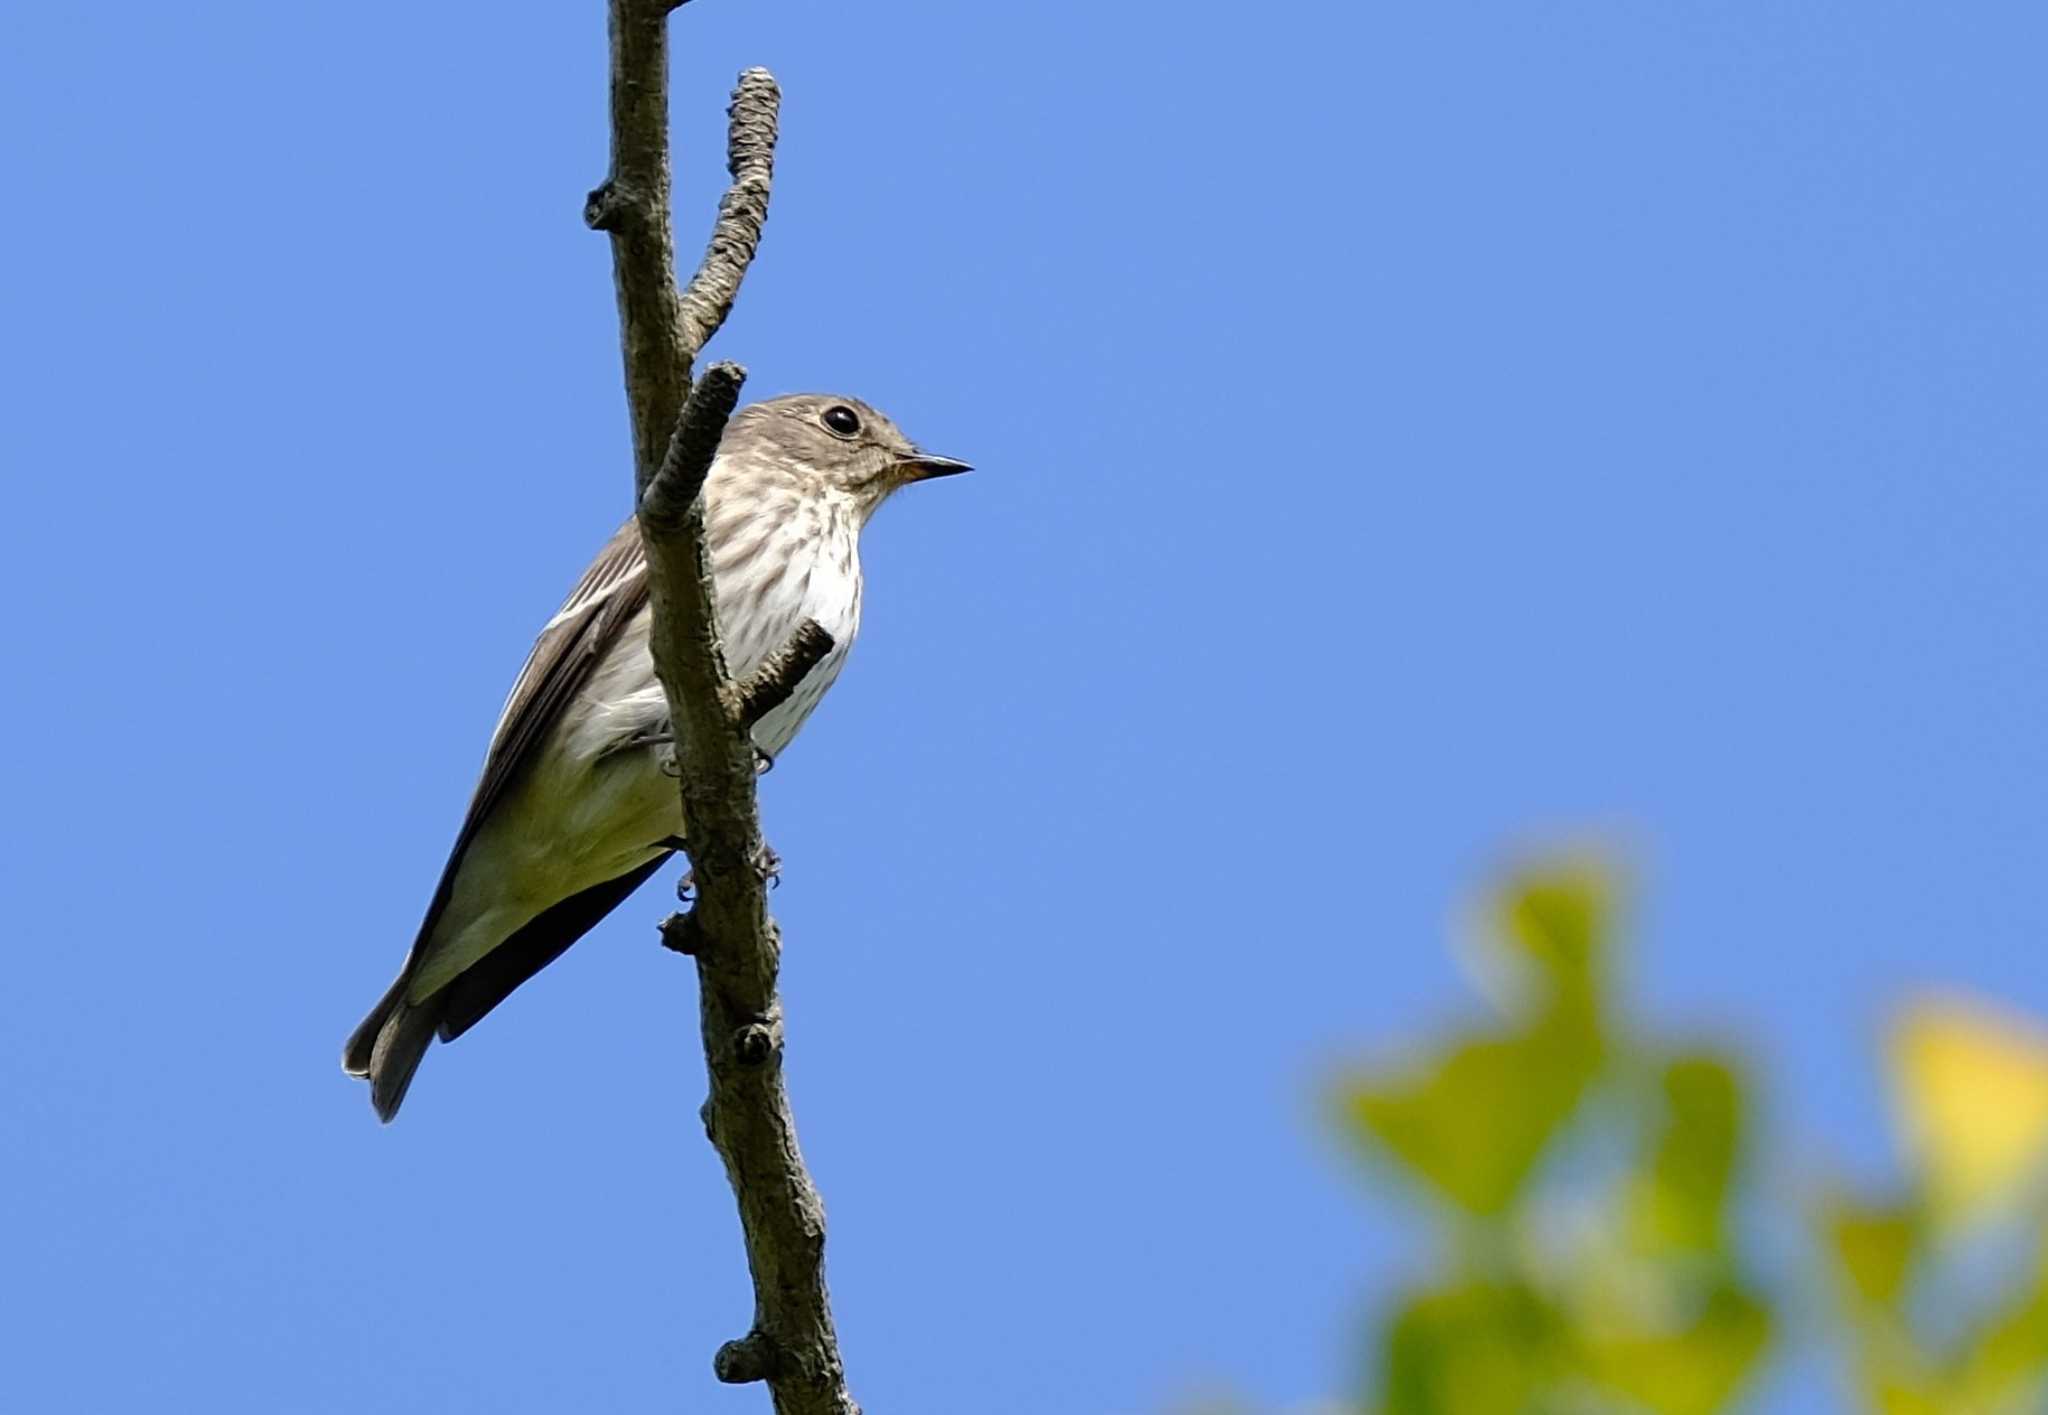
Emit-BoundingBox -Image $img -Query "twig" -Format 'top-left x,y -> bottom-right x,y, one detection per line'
737,620 -> 837,727
641,361 -> 747,536
680,68 -> 780,360
591,10 -> 855,1413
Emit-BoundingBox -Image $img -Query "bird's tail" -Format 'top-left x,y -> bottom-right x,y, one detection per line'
342,974 -> 446,1123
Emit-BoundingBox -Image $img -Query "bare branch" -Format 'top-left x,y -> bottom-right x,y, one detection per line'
587,0 -> 687,483
642,361 -> 747,525
680,68 -> 780,359
593,7 -> 855,1412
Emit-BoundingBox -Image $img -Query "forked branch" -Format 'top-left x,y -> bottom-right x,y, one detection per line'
590,6 -> 856,1412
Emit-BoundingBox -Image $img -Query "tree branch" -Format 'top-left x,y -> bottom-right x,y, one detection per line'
591,9 -> 854,1413
641,361 -> 747,536
737,620 -> 837,728
680,67 -> 780,360
585,0 -> 687,483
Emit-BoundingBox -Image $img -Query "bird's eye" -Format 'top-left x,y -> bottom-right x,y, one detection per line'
821,405 -> 862,437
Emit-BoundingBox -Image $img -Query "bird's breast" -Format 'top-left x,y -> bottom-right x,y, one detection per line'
732,516 -> 862,759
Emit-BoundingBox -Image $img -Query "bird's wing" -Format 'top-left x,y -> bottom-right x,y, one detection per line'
404,517 -> 651,981
434,850 -> 673,1043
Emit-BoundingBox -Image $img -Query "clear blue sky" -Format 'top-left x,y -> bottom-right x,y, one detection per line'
4,2 -> 2045,1411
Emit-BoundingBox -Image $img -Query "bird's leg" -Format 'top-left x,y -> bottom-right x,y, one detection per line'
599,719 -> 681,776
622,726 -> 763,778
643,728 -> 682,779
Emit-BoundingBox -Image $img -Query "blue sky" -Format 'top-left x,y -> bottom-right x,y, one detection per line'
5,2 -> 2046,1410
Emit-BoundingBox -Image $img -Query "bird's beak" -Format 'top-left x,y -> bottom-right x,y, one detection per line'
898,450 -> 973,482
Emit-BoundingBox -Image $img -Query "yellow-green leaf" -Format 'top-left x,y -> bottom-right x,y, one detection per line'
1631,1053 -> 1745,1256
1961,1234 -> 2048,1403
1492,862 -> 1612,1030
1866,1377 -> 1945,1415
1582,1283 -> 1773,1415
1890,997 -> 2048,1224
1342,1019 -> 1599,1217
1380,1279 -> 1559,1415
1821,1197 -> 1920,1308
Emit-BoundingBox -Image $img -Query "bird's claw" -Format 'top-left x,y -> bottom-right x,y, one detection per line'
671,844 -> 778,897
635,731 -> 765,779
628,730 -> 679,778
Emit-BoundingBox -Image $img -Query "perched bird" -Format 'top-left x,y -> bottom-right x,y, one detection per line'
344,394 -> 969,1120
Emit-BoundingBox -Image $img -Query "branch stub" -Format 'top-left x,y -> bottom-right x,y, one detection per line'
714,1331 -> 776,1385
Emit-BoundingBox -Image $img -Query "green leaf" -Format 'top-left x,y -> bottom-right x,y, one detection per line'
1496,864 -> 1610,1029
1380,1279 -> 1560,1415
1960,1234 -> 2048,1405
1821,1198 -> 1920,1308
1630,1053 -> 1744,1257
1581,1283 -> 1773,1415
1343,1017 -> 1600,1217
1865,1378 -> 1945,1415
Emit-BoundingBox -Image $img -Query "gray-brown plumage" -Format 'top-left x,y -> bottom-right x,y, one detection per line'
344,394 -> 968,1120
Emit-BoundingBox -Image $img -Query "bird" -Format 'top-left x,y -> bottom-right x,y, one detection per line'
344,393 -> 970,1120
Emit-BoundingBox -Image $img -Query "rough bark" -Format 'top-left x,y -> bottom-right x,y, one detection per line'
589,11 -> 858,1412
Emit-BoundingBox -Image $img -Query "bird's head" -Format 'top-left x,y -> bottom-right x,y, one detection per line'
720,394 -> 971,520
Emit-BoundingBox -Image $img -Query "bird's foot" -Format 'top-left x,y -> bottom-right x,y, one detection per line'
656,837 -> 694,902
669,842 -> 778,896
626,731 -> 766,779
608,728 -> 680,777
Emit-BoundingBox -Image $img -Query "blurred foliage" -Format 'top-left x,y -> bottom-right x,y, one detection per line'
1822,997 -> 2048,1415
1319,862 -> 2048,1415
